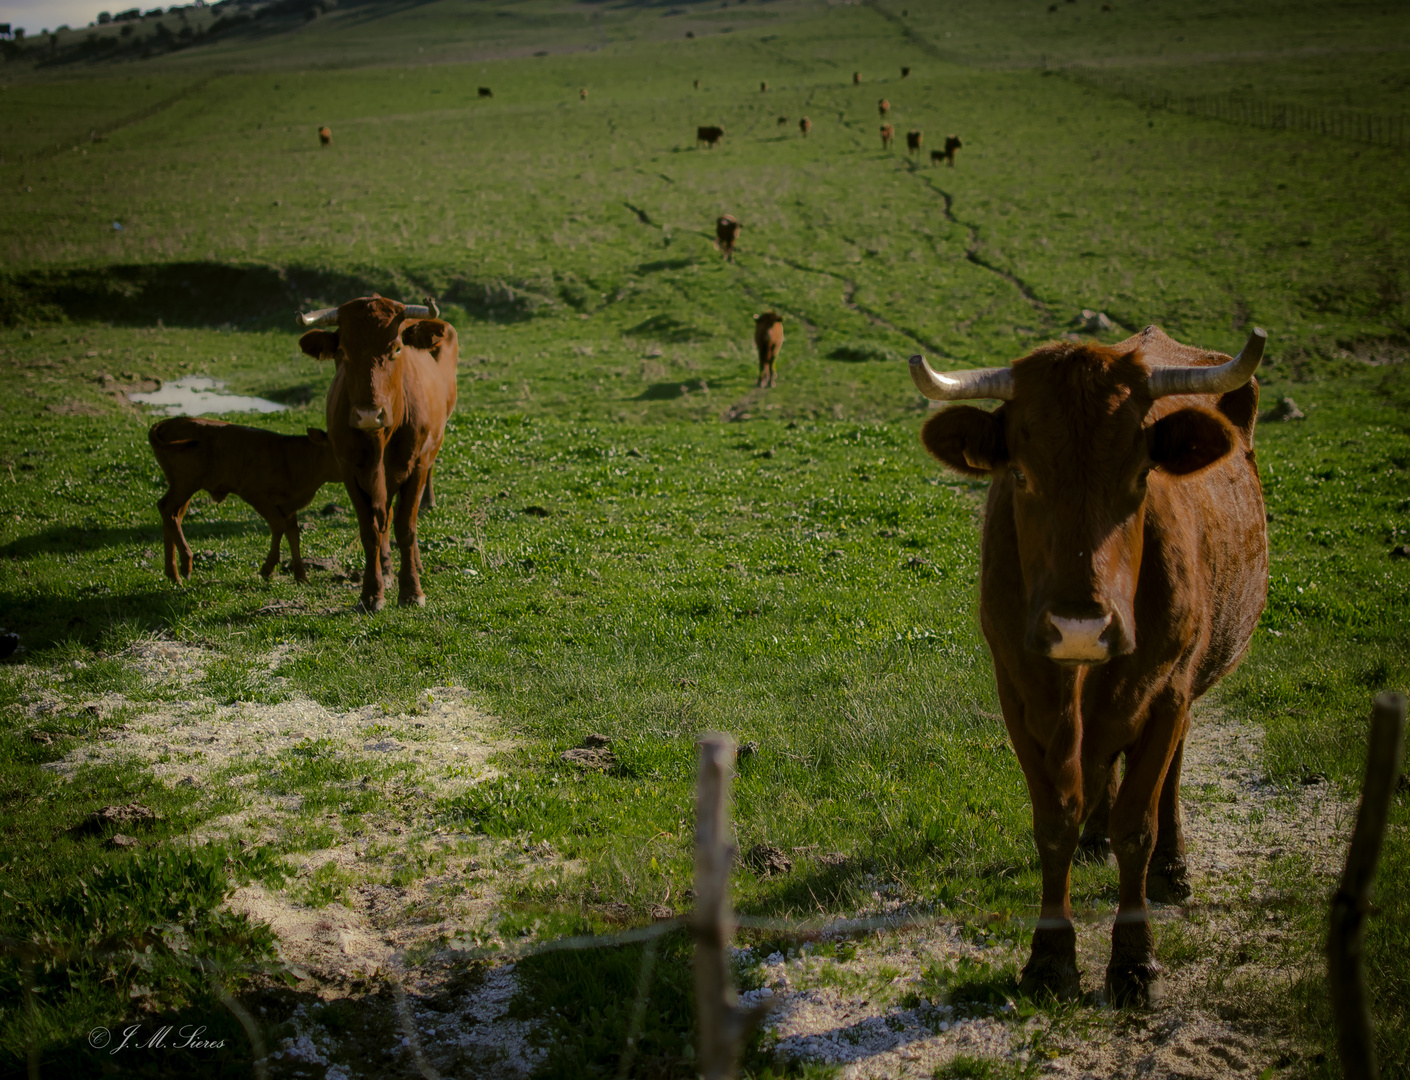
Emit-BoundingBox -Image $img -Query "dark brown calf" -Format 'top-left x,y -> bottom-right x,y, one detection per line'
148,417 -> 342,585
912,326 -> 1269,1005
478,86 -> 494,98
798,116 -> 811,137
753,313 -> 784,388
942,133 -> 963,165
906,129 -> 922,154
881,123 -> 894,149
697,125 -> 724,148
716,215 -> 742,262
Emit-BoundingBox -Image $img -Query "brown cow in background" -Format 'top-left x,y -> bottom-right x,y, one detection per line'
298,296 -> 458,612
753,313 -> 784,388
149,417 -> 342,584
878,98 -> 890,117
906,129 -> 922,154
716,214 -> 742,261
798,116 -> 811,137
911,326 -> 1269,1005
941,133 -> 963,165
697,125 -> 724,148
318,126 -> 332,147
880,123 -> 894,149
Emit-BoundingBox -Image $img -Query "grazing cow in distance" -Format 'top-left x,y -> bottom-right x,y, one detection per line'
778,116 -> 789,125
760,81 -> 768,92
799,116 -> 811,136
697,125 -> 724,148
880,123 -> 894,149
694,78 -> 700,89
148,417 -> 342,585
906,129 -> 922,153
878,98 -> 890,116
580,88 -> 588,100
941,133 -> 963,165
318,126 -> 332,147
901,66 -> 911,78
910,326 -> 1270,1006
852,71 -> 861,84
753,313 -> 784,388
478,86 -> 494,98
716,214 -> 741,262
298,296 -> 458,612
929,149 -> 943,165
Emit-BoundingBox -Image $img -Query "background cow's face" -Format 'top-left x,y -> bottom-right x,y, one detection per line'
923,343 -> 1236,665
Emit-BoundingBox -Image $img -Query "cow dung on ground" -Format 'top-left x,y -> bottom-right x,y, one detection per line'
1260,396 -> 1305,422
73,802 -> 164,835
561,733 -> 615,770
745,843 -> 793,876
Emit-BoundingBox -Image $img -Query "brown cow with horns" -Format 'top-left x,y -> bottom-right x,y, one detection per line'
298,296 -> 458,612
911,325 -> 1269,1005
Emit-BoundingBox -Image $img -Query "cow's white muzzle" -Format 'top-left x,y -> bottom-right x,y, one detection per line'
1048,614 -> 1113,662
352,407 -> 387,431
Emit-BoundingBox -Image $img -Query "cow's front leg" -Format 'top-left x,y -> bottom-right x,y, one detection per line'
346,478 -> 388,612
1001,675 -> 1083,1000
285,513 -> 310,584
392,472 -> 427,607
1147,736 -> 1191,903
1105,695 -> 1185,1005
158,488 -> 194,583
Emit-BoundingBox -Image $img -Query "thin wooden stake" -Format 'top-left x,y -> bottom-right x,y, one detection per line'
1329,691 -> 1407,1080
693,733 -> 772,1080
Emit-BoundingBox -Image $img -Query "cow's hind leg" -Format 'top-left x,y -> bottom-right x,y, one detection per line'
259,513 -> 284,580
284,513 -> 310,584
1147,736 -> 1191,903
1076,759 -> 1120,863
158,488 -> 194,583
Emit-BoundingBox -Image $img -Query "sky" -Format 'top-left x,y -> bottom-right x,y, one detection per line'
1,0 -> 134,33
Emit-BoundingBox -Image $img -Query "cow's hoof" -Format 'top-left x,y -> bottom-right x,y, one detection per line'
1019,956 -> 1082,1001
398,592 -> 426,608
1147,858 -> 1191,904
1104,962 -> 1164,1007
357,596 -> 385,614
294,574 -> 310,586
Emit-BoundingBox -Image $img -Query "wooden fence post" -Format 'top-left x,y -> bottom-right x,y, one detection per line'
694,732 -> 772,1080
1328,692 -> 1407,1080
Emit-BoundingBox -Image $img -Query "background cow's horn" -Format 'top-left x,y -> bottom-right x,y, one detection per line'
909,354 -> 1015,401
296,306 -> 339,328
401,300 -> 435,318
1148,328 -> 1267,398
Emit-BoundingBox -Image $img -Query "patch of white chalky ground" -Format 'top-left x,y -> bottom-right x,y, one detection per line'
22,639 -> 1352,1078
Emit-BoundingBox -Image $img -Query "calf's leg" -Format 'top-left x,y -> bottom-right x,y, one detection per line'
158,488 -> 194,583
285,514 -> 309,584
1147,736 -> 1191,903
258,513 -> 284,580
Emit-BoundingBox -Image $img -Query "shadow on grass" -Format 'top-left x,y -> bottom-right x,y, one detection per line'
635,379 -> 711,401
0,522 -> 260,561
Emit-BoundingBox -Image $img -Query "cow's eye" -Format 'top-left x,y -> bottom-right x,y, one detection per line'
1136,467 -> 1152,488
1011,467 -> 1028,488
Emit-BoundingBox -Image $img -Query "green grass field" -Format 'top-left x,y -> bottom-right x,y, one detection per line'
1,1 -> 1408,1076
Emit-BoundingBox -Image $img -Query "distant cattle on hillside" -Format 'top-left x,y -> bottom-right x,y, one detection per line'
878,98 -> 889,116
697,125 -> 724,148
901,66 -> 911,78
760,81 -> 768,92
778,116 -> 788,125
940,133 -> 963,165
852,71 -> 861,84
716,215 -> 741,262
906,129 -> 922,153
580,88 -> 587,100
880,123 -> 894,149
799,116 -> 811,136
478,86 -> 493,98
318,126 -> 331,147
753,313 -> 784,388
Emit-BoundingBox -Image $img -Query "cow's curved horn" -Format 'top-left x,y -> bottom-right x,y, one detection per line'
400,297 -> 439,319
1148,328 -> 1267,398
296,306 -> 339,328
909,354 -> 1015,401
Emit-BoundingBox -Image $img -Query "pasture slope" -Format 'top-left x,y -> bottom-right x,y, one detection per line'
0,1 -> 1408,1077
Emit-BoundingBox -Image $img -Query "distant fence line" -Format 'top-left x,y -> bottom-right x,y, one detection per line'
1057,66 -> 1410,150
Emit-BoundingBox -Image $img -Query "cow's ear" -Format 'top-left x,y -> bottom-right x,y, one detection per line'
299,330 -> 339,360
921,405 -> 1007,477
1147,407 -> 1235,476
401,320 -> 447,351
306,427 -> 330,446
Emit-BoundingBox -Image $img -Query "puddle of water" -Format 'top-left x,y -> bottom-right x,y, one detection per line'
130,376 -> 289,416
